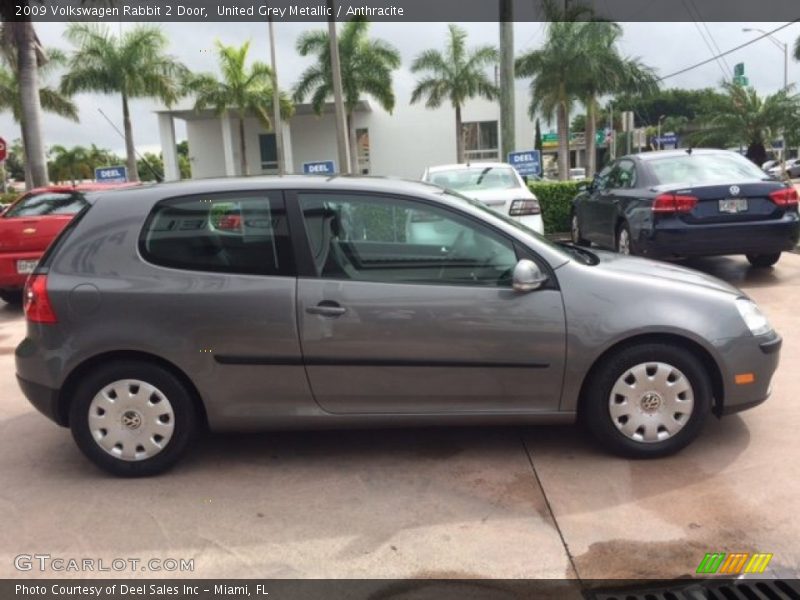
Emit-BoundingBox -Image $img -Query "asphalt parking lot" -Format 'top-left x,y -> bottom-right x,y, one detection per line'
1,253 -> 799,581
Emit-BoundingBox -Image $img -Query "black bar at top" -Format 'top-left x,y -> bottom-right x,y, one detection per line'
4,0 -> 800,22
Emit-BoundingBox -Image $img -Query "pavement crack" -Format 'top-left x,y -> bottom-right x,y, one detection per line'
520,433 -> 582,583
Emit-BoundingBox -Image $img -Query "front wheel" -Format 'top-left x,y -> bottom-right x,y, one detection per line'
582,343 -> 712,458
746,252 -> 781,268
570,212 -> 589,246
69,361 -> 198,477
616,222 -> 633,255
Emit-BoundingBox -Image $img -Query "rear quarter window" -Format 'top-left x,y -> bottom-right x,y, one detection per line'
139,193 -> 294,276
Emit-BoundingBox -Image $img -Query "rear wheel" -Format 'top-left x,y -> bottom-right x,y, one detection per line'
69,361 -> 197,477
582,343 -> 712,458
570,212 -> 589,246
616,222 -> 633,255
746,253 -> 781,268
0,290 -> 23,305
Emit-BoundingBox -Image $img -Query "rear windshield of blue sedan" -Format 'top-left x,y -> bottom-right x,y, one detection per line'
649,153 -> 769,186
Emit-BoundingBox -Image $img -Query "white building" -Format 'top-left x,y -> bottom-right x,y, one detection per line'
157,89 -> 555,181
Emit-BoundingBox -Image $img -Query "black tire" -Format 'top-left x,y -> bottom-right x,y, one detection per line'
570,211 -> 590,246
746,252 -> 781,268
616,222 -> 634,255
582,343 -> 712,458
69,360 -> 198,477
0,290 -> 23,305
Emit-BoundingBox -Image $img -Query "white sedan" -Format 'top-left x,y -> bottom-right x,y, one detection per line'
421,163 -> 545,234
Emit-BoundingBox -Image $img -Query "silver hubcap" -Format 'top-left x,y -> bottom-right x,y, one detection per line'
88,379 -> 175,461
609,362 -> 694,443
618,229 -> 631,255
571,215 -> 580,242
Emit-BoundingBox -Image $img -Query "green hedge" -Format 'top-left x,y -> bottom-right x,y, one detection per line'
528,181 -> 587,234
0,191 -> 20,206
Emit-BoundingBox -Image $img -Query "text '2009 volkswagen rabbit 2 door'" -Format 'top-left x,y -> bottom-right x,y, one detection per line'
290,190 -> 567,415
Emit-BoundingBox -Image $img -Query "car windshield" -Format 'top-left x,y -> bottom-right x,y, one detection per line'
649,153 -> 769,186
4,192 -> 86,217
428,166 -> 520,192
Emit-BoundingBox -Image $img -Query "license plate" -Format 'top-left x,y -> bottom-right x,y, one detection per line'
16,259 -> 38,274
719,198 -> 748,214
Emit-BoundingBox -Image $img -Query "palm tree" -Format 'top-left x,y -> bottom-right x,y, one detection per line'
516,21 -> 588,181
697,82 -> 800,166
61,24 -> 187,182
48,145 -> 90,185
186,40 -> 294,176
571,22 -> 658,177
294,18 -> 401,173
0,48 -> 79,188
0,18 -> 50,188
409,25 -> 498,164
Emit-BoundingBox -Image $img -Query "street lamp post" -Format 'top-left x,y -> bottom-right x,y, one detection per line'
656,114 -> 666,151
743,28 -> 789,170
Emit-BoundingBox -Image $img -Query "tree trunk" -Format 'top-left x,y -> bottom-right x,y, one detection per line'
585,97 -> 597,178
122,93 -> 140,182
499,13 -> 515,160
16,22 -> 48,189
557,100 -> 569,181
20,129 -> 33,190
239,115 -> 248,175
455,104 -> 464,163
347,112 -> 359,174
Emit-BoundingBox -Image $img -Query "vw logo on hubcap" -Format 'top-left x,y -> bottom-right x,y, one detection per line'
121,410 -> 142,430
640,392 -> 662,413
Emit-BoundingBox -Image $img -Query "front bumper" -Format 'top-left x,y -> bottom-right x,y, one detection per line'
715,332 -> 781,416
635,214 -> 799,258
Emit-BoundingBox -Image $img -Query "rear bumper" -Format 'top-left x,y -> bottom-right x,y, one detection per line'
635,214 -> 799,258
0,251 -> 41,289
16,374 -> 64,426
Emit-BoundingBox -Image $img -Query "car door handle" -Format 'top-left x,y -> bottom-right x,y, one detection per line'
306,302 -> 347,317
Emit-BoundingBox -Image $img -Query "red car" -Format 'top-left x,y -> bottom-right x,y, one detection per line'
0,183 -> 137,304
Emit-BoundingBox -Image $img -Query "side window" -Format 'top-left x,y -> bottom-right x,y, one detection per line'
140,193 -> 294,276
298,193 -> 518,287
594,164 -> 614,191
615,160 -> 637,189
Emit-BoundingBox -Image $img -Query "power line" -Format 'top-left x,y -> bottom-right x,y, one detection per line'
658,20 -> 798,82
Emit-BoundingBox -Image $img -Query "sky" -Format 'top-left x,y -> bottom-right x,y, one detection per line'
1,20 -> 799,157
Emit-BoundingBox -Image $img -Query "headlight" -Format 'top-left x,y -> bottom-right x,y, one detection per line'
735,298 -> 772,336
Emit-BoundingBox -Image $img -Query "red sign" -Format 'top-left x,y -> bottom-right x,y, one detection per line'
0,137 -> 6,162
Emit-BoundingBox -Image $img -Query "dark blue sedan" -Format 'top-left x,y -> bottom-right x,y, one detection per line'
570,149 -> 800,267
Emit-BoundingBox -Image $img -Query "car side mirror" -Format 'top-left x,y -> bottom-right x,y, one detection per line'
512,259 -> 548,292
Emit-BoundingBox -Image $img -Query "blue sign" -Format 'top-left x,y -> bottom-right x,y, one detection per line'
652,134 -> 678,147
95,165 -> 128,183
303,160 -> 336,175
507,150 -> 541,177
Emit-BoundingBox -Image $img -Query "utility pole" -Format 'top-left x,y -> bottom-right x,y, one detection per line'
499,0 -> 515,161
268,15 -> 285,175
327,0 -> 351,174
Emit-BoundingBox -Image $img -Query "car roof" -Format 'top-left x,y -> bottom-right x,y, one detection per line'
426,162 -> 513,172
85,175 -> 443,203
631,148 -> 742,162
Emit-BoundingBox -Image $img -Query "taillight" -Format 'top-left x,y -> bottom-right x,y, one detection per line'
769,187 -> 799,209
509,198 -> 541,216
652,193 -> 698,214
24,274 -> 57,324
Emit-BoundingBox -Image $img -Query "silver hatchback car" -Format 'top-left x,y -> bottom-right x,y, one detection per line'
15,177 -> 781,476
